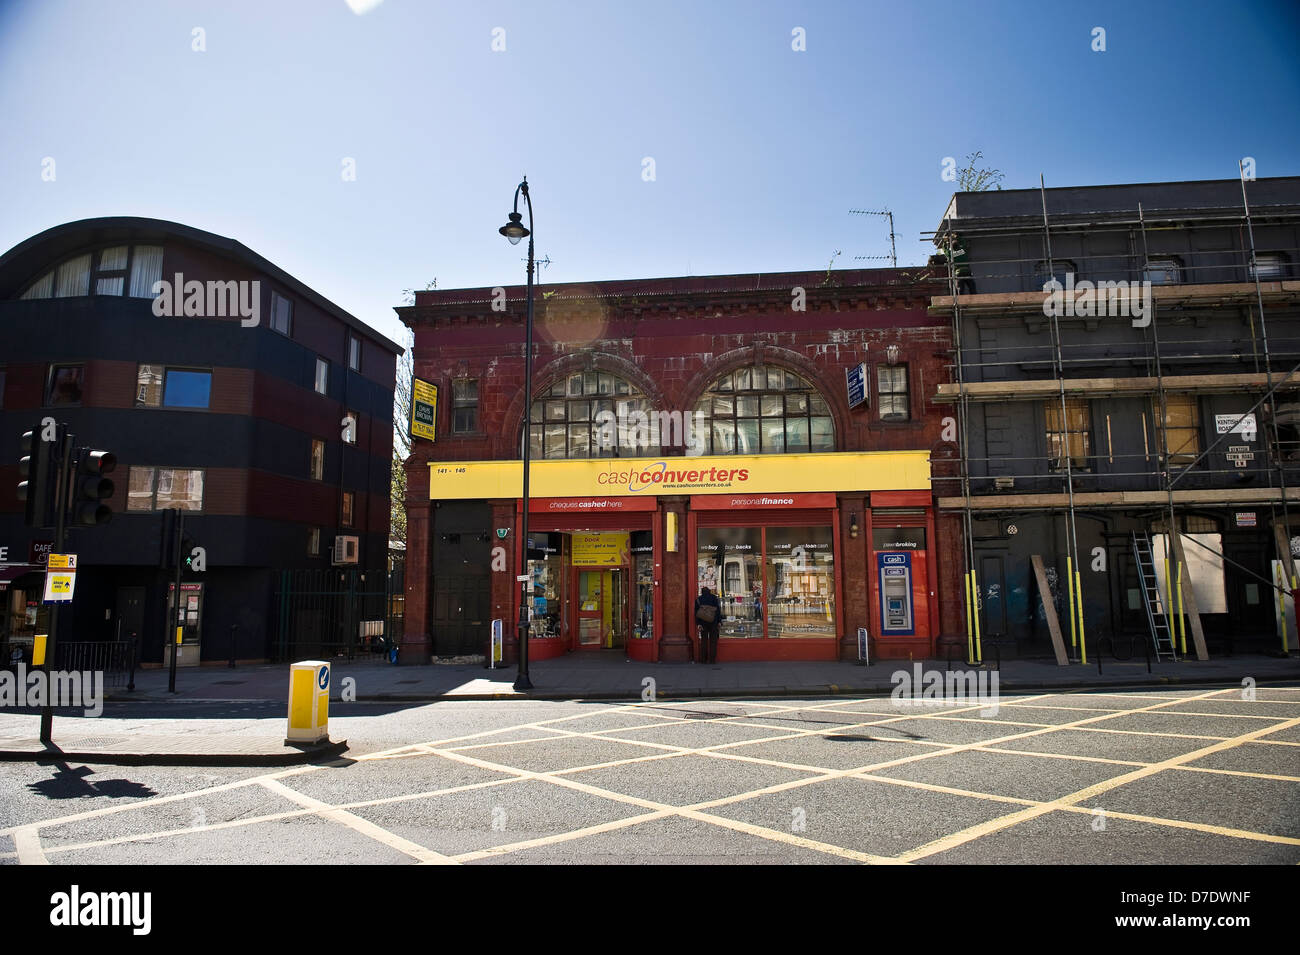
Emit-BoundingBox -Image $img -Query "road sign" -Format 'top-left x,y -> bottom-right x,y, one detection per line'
44,571 -> 76,602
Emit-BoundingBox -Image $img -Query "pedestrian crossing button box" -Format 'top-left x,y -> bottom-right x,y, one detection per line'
287,660 -> 330,744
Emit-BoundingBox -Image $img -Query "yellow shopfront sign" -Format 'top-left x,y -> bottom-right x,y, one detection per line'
429,450 -> 929,500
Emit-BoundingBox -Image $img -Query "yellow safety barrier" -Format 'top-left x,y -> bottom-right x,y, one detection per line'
287,660 -> 330,744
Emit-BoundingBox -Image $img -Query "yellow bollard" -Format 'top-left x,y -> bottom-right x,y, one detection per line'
287,660 -> 330,744
32,634 -> 47,667
972,571 -> 983,663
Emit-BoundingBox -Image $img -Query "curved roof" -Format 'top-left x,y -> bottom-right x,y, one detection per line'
0,216 -> 403,354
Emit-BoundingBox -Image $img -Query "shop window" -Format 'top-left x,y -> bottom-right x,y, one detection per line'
526,533 -> 565,638
136,365 -> 211,408
692,366 -> 834,455
308,527 -> 321,556
1045,398 -> 1092,470
47,364 -> 84,405
271,291 -> 293,336
126,466 -> 204,511
341,491 -> 355,527
314,358 -> 329,396
453,379 -> 479,434
310,439 -> 325,480
1156,395 -> 1201,467
877,365 -> 910,420
697,526 -> 763,638
764,526 -> 835,638
696,524 -> 835,639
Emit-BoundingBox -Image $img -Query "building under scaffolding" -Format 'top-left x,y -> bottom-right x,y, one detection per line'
928,175 -> 1300,663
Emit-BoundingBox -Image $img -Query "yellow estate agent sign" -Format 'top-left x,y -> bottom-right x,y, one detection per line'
411,378 -> 438,443
429,450 -> 930,500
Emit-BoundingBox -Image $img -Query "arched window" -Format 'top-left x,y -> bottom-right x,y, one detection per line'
693,366 -> 834,455
525,371 -> 658,459
18,245 -> 164,300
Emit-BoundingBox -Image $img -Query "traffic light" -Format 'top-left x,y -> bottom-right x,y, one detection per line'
181,531 -> 196,571
17,427 -> 55,528
70,449 -> 116,526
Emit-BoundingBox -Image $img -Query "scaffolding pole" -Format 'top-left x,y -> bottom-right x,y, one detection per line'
1040,175 -> 1087,664
1240,162 -> 1298,656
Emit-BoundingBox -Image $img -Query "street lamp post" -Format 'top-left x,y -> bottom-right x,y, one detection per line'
500,177 -> 535,691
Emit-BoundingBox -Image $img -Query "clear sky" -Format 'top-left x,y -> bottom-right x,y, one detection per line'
2,0 -> 1297,345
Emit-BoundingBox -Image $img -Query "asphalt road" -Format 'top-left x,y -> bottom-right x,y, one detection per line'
2,686 -> 1298,865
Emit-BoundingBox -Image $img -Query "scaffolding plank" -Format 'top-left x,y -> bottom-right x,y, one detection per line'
1030,555 -> 1070,666
934,372 -> 1296,403
930,279 -> 1300,310
938,488 -> 1300,510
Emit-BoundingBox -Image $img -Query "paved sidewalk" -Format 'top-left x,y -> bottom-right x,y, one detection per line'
114,651 -> 1300,702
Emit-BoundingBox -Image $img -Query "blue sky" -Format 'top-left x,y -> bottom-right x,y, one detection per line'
2,0 -> 1297,345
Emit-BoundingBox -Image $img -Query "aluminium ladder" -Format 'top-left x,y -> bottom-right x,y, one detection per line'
1131,532 -> 1177,661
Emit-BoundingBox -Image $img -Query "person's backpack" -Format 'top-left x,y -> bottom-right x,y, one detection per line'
695,603 -> 719,625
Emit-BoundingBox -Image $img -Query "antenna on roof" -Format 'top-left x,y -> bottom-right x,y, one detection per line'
848,208 -> 897,268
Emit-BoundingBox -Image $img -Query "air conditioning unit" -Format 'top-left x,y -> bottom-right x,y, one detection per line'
332,535 -> 359,565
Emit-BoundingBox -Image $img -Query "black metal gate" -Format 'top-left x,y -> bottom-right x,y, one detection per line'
273,567 -> 403,663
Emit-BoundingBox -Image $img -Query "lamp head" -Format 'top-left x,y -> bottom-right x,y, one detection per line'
499,212 -> 529,245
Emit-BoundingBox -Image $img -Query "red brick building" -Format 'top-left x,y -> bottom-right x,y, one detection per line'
397,268 -> 961,664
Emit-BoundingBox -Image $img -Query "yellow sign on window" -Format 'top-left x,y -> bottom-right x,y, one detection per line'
571,532 -> 630,566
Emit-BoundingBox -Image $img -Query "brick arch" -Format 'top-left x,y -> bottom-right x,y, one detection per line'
499,350 -> 667,456
680,345 -> 850,452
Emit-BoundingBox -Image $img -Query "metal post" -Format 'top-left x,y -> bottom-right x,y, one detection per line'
168,508 -> 183,693
127,631 -> 137,692
229,623 -> 239,668
39,428 -> 74,745
516,180 -> 536,692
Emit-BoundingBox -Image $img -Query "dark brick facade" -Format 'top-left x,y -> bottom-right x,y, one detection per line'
399,267 -> 965,664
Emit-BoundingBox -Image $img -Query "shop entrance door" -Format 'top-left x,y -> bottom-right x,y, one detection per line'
574,567 -> 629,649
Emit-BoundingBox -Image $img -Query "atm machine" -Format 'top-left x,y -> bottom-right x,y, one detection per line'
877,552 -> 915,637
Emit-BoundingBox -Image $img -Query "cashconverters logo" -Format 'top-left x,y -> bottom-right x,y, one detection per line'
597,462 -> 752,493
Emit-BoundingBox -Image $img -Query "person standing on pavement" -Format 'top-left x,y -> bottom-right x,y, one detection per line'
694,585 -> 722,664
